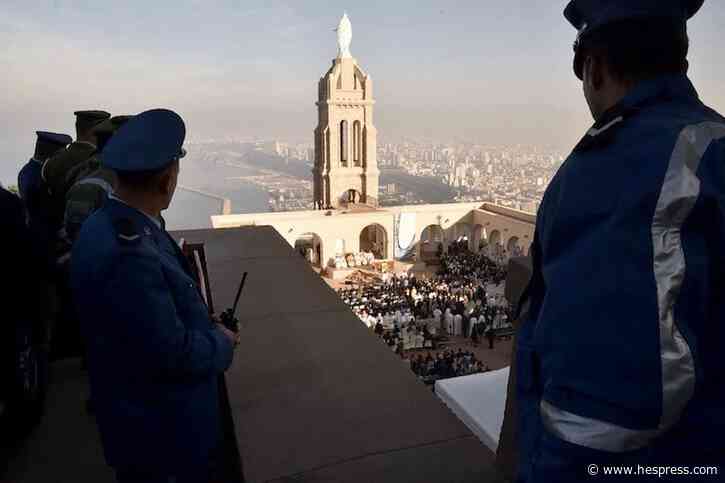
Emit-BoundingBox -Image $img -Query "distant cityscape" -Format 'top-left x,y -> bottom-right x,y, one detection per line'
376,141 -> 563,213
180,138 -> 566,215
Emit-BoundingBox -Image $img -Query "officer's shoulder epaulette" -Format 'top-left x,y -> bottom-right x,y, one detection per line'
113,217 -> 142,245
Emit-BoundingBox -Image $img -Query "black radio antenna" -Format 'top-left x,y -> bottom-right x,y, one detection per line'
231,272 -> 248,316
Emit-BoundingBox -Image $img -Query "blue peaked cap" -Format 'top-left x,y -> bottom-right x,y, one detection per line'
102,108 -> 186,172
34,131 -> 73,159
565,0 -> 704,33
565,0 -> 704,79
36,131 -> 72,146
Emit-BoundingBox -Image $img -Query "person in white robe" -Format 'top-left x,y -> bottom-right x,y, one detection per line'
415,332 -> 425,349
383,312 -> 394,329
444,308 -> 454,336
469,316 -> 478,338
433,307 -> 442,323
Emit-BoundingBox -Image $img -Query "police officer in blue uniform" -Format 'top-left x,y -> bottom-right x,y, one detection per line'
18,131 -> 73,251
71,109 -> 238,483
517,1 -> 725,482
18,131 -> 73,204
16,132 -> 74,401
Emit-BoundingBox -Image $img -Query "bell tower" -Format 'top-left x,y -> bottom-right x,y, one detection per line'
313,13 -> 379,210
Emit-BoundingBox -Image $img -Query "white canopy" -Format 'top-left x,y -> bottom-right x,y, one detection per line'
434,367 -> 510,452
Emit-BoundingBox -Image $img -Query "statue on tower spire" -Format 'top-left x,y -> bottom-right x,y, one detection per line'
336,12 -> 352,59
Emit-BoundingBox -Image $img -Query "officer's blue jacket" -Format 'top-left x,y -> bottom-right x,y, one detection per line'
18,159 -> 52,232
18,159 -> 57,273
518,75 -> 725,481
71,198 -> 234,473
18,158 -> 42,203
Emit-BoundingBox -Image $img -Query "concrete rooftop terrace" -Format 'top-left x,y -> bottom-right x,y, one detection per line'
6,225 -> 507,483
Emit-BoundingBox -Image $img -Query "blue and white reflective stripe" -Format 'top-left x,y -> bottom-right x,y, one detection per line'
77,177 -> 113,194
586,116 -> 624,137
540,400 -> 658,453
541,122 -> 725,453
653,122 -> 725,429
118,233 -> 140,242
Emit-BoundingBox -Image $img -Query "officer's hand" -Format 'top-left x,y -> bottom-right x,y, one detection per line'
216,323 -> 240,348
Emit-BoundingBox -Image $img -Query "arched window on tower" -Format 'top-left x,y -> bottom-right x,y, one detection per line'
353,121 -> 361,167
340,120 -> 348,167
362,125 -> 367,169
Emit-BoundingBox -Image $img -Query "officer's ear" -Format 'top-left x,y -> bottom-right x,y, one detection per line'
583,55 -> 605,92
158,162 -> 179,197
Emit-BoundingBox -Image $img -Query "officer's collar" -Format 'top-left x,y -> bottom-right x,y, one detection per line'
617,74 -> 699,113
586,115 -> 626,138
108,194 -> 163,230
576,74 -> 698,151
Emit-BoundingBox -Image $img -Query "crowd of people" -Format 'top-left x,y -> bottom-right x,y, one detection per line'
410,350 -> 491,383
337,243 -> 516,381
340,250 -> 513,329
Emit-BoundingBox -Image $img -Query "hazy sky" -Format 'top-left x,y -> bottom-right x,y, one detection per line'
2,1 -> 725,184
